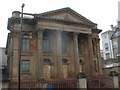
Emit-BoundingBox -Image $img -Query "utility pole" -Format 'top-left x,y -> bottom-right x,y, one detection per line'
18,3 -> 25,90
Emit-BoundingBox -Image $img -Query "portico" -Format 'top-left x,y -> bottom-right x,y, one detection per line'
6,7 -> 102,88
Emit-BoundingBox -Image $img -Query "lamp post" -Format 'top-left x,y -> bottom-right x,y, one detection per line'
18,3 -> 25,90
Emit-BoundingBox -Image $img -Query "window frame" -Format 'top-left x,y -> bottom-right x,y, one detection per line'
43,36 -> 50,53
21,60 -> 30,74
105,53 -> 110,60
43,59 -> 51,79
105,43 -> 109,51
22,35 -> 30,52
61,33 -> 70,53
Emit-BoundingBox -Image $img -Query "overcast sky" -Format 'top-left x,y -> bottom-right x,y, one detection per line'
0,0 -> 119,49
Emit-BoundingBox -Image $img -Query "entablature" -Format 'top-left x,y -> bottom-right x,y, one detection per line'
36,21 -> 92,34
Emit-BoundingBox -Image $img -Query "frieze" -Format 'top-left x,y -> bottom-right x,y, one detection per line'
37,21 -> 92,34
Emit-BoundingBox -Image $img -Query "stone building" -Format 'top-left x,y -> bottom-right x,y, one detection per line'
6,7 -> 102,87
0,47 -> 8,89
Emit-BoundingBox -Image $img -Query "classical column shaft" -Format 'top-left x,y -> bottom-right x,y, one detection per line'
84,37 -> 90,76
88,35 -> 95,76
73,33 -> 80,74
96,38 -> 103,75
92,38 -> 98,76
12,31 -> 19,79
56,31 -> 63,78
38,30 -> 44,79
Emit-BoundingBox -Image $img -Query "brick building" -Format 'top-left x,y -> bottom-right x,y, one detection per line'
6,7 -> 102,88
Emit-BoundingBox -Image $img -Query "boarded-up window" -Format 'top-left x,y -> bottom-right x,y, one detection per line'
43,59 -> 51,79
62,59 -> 69,78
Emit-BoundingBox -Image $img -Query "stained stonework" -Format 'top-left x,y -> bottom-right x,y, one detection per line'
6,7 -> 102,83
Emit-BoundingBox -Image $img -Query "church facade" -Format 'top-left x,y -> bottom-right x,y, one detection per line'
6,7 -> 102,86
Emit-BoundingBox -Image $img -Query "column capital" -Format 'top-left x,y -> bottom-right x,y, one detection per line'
88,33 -> 93,37
37,30 -> 44,39
73,32 -> 79,35
36,28 -> 45,32
56,30 -> 63,33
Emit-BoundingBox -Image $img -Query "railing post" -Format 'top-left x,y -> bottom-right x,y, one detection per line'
113,76 -> 119,88
108,71 -> 119,88
76,73 -> 87,89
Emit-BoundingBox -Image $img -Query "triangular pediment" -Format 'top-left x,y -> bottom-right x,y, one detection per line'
36,7 -> 96,27
45,13 -> 82,23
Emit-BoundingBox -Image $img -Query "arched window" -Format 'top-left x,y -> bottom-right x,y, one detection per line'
22,35 -> 30,52
43,59 -> 51,79
62,59 -> 69,78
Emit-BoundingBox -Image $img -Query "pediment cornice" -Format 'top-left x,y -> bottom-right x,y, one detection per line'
34,7 -> 97,27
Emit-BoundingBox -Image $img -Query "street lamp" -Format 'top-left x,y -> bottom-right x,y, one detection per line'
18,3 -> 25,90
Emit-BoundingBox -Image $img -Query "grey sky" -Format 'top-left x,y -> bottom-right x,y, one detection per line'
0,0 -> 119,49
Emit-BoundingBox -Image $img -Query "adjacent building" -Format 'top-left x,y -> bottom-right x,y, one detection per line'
6,7 -> 102,88
0,47 -> 7,69
111,23 -> 120,59
0,47 -> 8,89
101,24 -> 120,76
101,28 -> 115,60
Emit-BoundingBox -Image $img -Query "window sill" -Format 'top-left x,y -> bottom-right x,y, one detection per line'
43,52 -> 54,56
21,52 -> 33,56
21,73 -> 31,75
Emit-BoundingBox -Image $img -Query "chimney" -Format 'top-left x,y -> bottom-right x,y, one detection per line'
110,25 -> 113,30
12,11 -> 20,18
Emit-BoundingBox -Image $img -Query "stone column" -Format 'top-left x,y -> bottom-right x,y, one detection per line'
11,31 -> 19,79
37,30 -> 44,79
56,31 -> 63,78
73,33 -> 80,74
96,38 -> 103,75
84,37 -> 90,76
92,38 -> 98,76
88,34 -> 95,76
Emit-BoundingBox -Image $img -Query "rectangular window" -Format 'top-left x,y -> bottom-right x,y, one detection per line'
61,33 -> 70,53
22,35 -> 30,52
78,39 -> 83,54
21,60 -> 30,74
62,39 -> 68,52
44,65 -> 51,79
106,53 -> 110,60
62,65 -> 68,78
43,37 -> 49,52
105,43 -> 109,51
